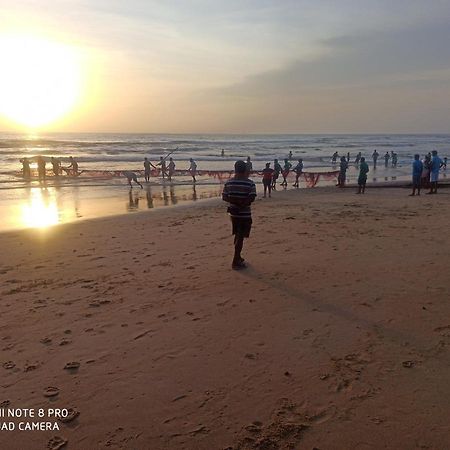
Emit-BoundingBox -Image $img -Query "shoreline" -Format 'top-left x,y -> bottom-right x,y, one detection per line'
0,186 -> 449,449
0,174 -> 448,233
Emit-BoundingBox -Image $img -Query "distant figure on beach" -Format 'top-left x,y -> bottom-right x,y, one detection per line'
272,159 -> 282,189
51,157 -> 61,177
372,150 -> 379,169
167,157 -> 176,181
347,152 -> 351,163
384,152 -> 390,168
158,156 -> 168,179
288,150 -> 293,160
262,163 -> 274,198
123,171 -> 143,189
422,154 -> 431,189
67,156 -> 79,176
337,156 -> 348,188
143,157 -> 157,182
428,150 -> 443,194
410,154 -> 423,196
222,160 -> 256,270
221,149 -> 225,157
246,156 -> 253,172
357,157 -> 369,194
189,158 -> 197,183
281,159 -> 292,186
293,158 -> 303,188
21,157 -> 31,180
331,151 -> 339,164
37,156 -> 46,181
355,152 -> 362,167
443,157 -> 447,169
392,152 -> 398,168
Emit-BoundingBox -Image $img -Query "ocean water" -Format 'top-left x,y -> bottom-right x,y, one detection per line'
1,132 -> 449,177
0,133 -> 448,231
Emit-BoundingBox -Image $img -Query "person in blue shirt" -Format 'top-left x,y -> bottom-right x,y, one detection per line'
410,154 -> 423,196
428,150 -> 443,194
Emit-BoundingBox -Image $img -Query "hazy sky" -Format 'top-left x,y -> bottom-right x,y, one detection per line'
1,0 -> 450,133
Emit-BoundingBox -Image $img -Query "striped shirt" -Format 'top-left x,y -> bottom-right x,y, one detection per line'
222,177 -> 256,218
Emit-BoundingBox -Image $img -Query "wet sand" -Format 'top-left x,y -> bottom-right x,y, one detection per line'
0,186 -> 449,449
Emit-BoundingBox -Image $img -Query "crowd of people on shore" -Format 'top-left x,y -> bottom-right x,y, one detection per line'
20,156 -> 79,181
20,149 -> 447,196
222,150 -> 447,270
334,149 -> 446,195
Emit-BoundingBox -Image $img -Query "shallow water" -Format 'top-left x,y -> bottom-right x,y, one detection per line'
1,132 -> 448,231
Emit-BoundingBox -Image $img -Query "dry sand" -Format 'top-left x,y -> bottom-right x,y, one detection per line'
0,186 -> 449,450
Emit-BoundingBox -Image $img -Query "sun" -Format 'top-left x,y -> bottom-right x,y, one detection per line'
0,34 -> 82,128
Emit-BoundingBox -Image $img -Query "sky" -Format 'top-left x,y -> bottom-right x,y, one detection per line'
1,0 -> 450,133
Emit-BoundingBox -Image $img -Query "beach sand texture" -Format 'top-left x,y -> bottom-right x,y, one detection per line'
0,187 -> 449,449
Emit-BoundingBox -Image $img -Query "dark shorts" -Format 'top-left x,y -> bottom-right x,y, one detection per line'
231,217 -> 252,238
263,179 -> 272,187
413,174 -> 421,187
358,175 -> 367,185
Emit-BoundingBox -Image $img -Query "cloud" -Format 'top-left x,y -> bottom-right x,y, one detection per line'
212,19 -> 450,97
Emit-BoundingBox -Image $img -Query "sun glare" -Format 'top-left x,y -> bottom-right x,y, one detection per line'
0,34 -> 82,128
21,189 -> 59,229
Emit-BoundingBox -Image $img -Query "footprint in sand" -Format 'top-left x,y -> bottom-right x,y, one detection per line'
59,408 -> 80,424
44,386 -> 59,398
24,364 -> 38,372
64,362 -> 80,372
402,360 -> 415,368
47,436 -> 67,450
2,361 -> 15,370
0,400 -> 10,407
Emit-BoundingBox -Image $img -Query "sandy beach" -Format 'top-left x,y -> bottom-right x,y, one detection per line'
1,186 -> 449,449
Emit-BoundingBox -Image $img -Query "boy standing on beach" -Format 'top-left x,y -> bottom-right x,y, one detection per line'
222,160 -> 256,270
357,157 -> 369,194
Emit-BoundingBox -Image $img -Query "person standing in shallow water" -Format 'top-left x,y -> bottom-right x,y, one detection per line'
167,157 -> 176,181
280,159 -> 292,187
272,159 -> 282,189
428,150 -> 443,194
144,157 -> 157,182
246,156 -> 253,173
222,160 -> 256,270
357,157 -> 369,194
67,156 -> 79,176
337,156 -> 348,188
384,152 -> 390,168
37,156 -> 46,181
372,150 -> 379,169
21,157 -> 31,180
410,154 -> 423,196
158,156 -> 167,179
51,157 -> 61,177
189,158 -> 197,183
293,158 -> 303,187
